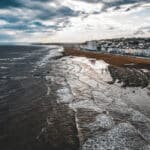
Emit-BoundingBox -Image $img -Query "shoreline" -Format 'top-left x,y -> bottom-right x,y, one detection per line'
1,45 -> 150,149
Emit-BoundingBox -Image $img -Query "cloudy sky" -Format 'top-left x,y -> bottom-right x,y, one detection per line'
0,0 -> 150,43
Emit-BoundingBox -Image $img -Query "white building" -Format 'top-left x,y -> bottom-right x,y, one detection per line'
80,41 -> 97,51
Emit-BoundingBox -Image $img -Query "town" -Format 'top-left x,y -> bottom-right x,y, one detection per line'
80,38 -> 150,57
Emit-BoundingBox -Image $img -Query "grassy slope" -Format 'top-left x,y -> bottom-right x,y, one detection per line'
64,48 -> 150,69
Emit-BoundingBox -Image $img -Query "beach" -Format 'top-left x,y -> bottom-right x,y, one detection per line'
0,45 -> 150,150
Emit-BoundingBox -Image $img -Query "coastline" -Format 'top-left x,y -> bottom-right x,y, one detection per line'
0,45 -> 150,150
64,48 -> 150,69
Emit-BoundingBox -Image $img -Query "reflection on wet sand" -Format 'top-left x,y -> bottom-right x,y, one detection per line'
0,45 -> 150,150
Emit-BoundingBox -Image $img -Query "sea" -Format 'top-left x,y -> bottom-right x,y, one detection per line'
0,45 -> 79,150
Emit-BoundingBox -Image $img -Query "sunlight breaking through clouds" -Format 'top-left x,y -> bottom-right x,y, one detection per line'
0,0 -> 149,42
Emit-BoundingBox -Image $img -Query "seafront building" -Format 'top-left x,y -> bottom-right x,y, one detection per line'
80,38 -> 150,57
80,41 -> 97,51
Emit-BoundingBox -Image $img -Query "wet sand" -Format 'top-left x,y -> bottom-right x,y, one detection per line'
0,46 -> 79,150
0,45 -> 150,150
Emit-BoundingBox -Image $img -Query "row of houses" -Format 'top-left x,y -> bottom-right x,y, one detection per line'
80,38 -> 150,57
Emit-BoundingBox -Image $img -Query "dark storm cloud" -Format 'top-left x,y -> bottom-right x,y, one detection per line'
0,0 -> 26,9
0,0 -> 79,23
0,15 -> 20,23
0,0 -> 53,8
31,0 -> 55,1
37,6 -> 79,20
0,19 -> 66,33
0,23 -> 30,31
0,0 -> 80,36
0,0 -> 149,42
77,0 -> 149,4
76,0 -> 150,10
103,0 -> 150,11
0,0 -> 148,28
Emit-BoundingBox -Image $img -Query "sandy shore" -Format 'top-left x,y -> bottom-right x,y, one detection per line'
43,47 -> 150,149
1,46 -> 150,150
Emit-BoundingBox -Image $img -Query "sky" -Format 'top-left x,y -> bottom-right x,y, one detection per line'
0,0 -> 150,43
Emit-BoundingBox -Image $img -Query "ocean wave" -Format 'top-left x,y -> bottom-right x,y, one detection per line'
0,66 -> 8,69
36,46 -> 64,68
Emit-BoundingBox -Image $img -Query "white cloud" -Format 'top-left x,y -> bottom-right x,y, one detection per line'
62,0 -> 103,13
0,0 -> 150,42
47,2 -> 150,42
0,20 -> 8,26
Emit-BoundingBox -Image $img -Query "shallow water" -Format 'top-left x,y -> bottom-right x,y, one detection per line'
0,45 -> 79,150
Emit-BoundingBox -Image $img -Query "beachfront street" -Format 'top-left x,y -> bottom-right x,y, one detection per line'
43,47 -> 150,150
